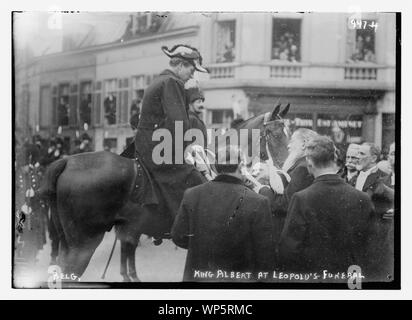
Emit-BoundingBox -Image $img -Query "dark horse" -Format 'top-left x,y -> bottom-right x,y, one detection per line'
40,104 -> 290,281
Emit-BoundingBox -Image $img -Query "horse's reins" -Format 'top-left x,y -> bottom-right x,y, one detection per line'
260,112 -> 284,169
100,113 -> 286,279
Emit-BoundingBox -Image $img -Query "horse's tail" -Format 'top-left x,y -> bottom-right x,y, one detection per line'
38,158 -> 68,203
38,158 -> 68,258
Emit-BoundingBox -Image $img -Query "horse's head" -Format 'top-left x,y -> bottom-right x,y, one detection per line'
258,103 -> 290,168
231,103 -> 290,168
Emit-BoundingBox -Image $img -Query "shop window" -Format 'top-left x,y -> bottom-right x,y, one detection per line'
103,79 -> 117,125
316,114 -> 363,146
346,19 -> 377,63
57,84 -> 70,126
80,81 -> 92,127
211,109 -> 234,126
215,20 -> 236,63
284,113 -> 314,132
272,18 -> 302,62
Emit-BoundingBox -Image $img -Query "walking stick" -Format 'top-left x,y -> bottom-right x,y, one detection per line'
101,234 -> 118,280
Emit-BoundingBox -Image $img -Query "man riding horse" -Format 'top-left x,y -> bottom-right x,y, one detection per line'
133,44 -> 209,243
39,43 -> 291,280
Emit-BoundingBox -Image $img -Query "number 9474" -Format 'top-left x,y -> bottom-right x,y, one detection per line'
349,19 -> 378,32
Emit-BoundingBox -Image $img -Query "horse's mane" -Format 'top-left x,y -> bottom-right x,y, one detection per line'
231,113 -> 264,130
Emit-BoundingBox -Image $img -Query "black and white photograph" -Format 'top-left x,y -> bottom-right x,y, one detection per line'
11,8 -> 400,291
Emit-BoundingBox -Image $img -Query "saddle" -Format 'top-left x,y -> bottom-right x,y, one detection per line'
130,156 -> 160,206
120,140 -> 160,206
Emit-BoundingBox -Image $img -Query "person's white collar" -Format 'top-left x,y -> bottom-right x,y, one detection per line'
360,165 -> 377,176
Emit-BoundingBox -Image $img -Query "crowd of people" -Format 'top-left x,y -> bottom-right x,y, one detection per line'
348,34 -> 376,63
14,43 -> 395,284
171,132 -> 395,282
14,131 -> 94,265
272,31 -> 300,62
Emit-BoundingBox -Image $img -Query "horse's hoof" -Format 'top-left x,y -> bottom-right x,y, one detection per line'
122,276 -> 131,282
130,275 -> 141,282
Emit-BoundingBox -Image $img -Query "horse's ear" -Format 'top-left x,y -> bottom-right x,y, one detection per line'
270,104 -> 281,121
279,103 -> 290,118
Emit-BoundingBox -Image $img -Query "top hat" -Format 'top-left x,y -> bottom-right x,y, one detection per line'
161,45 -> 209,73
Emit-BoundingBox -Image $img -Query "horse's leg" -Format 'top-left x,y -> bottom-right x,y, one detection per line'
126,239 -> 140,282
120,240 -> 131,282
57,235 -> 68,268
63,232 -> 105,279
48,205 -> 61,265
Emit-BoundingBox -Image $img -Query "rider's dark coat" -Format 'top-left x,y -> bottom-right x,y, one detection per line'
134,69 -> 205,217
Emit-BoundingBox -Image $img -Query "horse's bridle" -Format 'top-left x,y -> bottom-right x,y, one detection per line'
259,112 -> 285,169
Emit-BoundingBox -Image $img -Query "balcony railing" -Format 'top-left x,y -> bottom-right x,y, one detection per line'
344,65 -> 378,80
204,61 -> 392,87
208,62 -> 237,79
270,63 -> 303,78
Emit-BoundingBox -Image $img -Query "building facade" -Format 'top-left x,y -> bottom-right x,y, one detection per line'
14,12 -> 397,154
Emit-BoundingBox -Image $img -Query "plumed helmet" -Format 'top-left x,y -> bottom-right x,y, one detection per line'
161,44 -> 209,73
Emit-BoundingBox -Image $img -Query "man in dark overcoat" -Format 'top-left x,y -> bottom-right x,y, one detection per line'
134,45 -> 209,240
258,128 -> 318,243
278,136 -> 375,280
171,145 -> 276,281
354,142 -> 394,280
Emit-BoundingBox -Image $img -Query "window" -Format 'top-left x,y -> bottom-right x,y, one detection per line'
131,12 -> 163,35
52,86 -> 58,125
130,75 -> 146,127
57,84 -> 70,126
211,109 -> 234,126
69,83 -> 79,125
39,85 -> 52,127
103,79 -> 117,125
347,20 -> 377,63
103,138 -> 117,153
80,81 -> 92,127
93,81 -> 102,125
271,18 -> 302,62
119,78 -> 129,124
382,113 -> 395,153
215,20 -> 236,63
